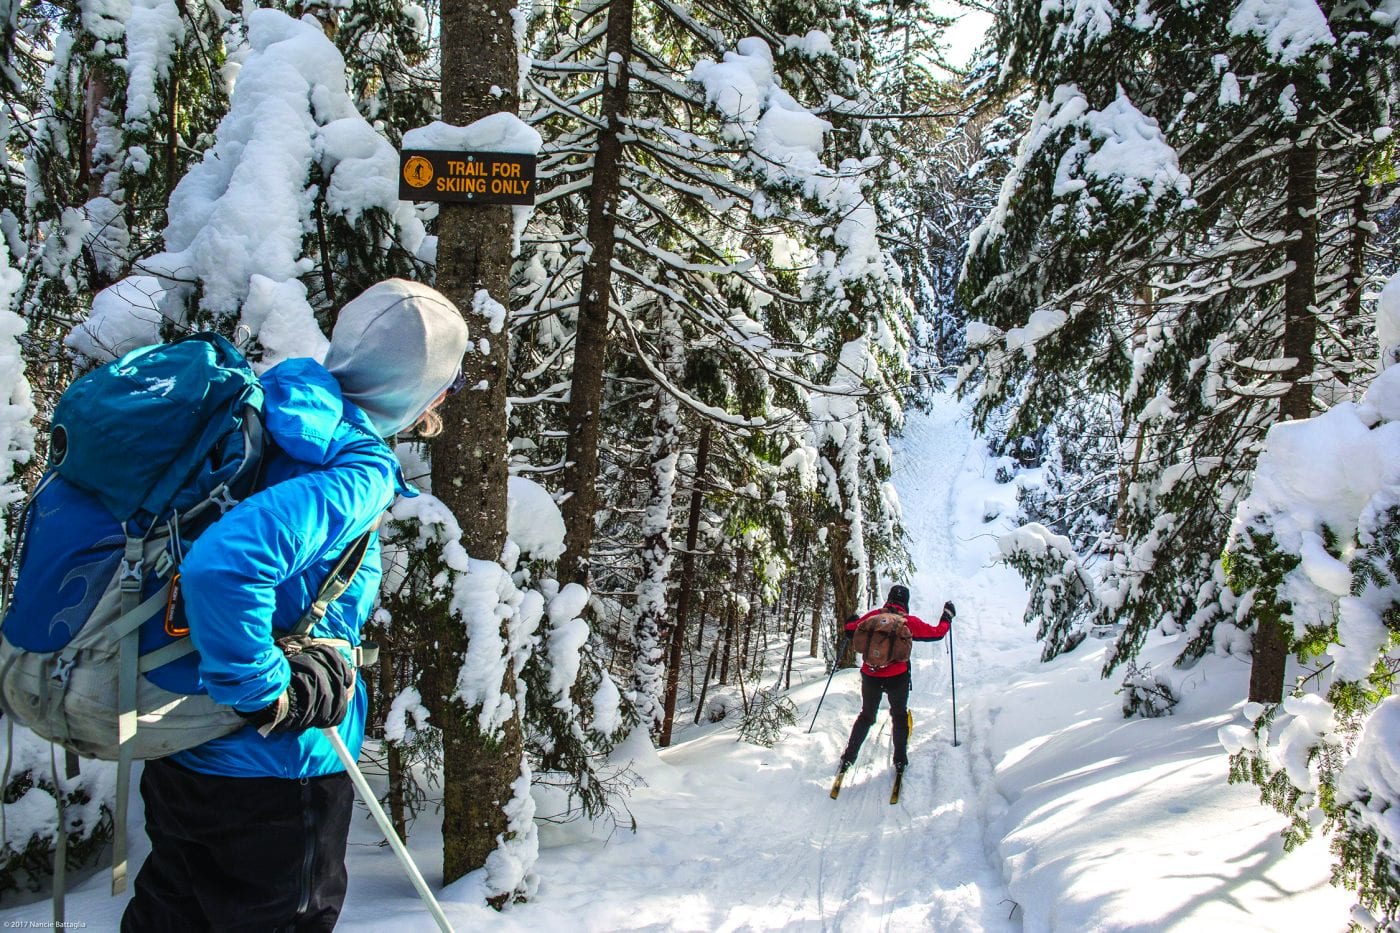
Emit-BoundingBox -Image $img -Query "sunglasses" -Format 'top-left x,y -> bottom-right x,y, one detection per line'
447,368 -> 468,396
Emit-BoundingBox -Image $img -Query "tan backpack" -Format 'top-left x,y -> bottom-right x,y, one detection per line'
852,612 -> 913,670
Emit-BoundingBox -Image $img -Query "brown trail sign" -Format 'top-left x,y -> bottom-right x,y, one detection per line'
399,150 -> 537,205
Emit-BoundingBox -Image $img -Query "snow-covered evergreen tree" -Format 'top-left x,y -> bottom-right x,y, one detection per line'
0,5 -> 629,897
1222,272 -> 1400,925
514,0 -> 921,724
65,10 -> 425,364
964,0 -> 1399,681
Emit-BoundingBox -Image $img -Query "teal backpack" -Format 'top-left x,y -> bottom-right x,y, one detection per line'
0,333 -> 264,909
0,334 -> 372,916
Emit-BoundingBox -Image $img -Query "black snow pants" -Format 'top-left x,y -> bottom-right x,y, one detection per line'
121,757 -> 354,933
841,669 -> 912,768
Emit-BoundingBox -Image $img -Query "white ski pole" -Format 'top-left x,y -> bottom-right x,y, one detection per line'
323,728 -> 454,932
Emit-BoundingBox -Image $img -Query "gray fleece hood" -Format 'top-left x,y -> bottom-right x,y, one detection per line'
325,279 -> 469,437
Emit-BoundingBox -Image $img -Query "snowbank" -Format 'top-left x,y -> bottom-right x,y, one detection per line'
986,635 -> 1351,931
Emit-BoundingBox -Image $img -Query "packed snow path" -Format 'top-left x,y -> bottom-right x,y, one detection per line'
473,390 -> 1031,932
358,390 -> 1032,932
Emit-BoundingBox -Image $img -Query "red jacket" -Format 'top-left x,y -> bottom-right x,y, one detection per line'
845,603 -> 950,678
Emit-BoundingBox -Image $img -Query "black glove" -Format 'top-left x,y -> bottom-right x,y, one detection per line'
940,601 -> 956,625
237,641 -> 356,735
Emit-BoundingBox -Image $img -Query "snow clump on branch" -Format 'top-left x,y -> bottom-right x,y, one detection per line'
70,9 -> 427,364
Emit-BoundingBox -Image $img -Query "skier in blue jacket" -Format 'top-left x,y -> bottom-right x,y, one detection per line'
122,279 -> 469,932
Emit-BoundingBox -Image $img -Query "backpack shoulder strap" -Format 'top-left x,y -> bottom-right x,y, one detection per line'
289,517 -> 382,638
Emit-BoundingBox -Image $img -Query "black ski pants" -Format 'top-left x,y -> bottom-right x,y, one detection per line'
841,669 -> 912,768
121,757 -> 354,933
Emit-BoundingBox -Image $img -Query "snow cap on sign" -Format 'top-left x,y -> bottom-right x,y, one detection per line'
325,279 -> 468,437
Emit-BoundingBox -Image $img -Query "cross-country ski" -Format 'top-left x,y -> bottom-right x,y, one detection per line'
828,764 -> 846,800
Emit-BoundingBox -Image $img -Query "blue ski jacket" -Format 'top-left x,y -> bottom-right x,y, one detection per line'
168,357 -> 412,778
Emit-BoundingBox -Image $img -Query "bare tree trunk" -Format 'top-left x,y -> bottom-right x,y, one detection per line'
828,516 -> 859,668
1249,136 -> 1318,706
751,588 -> 766,678
783,603 -> 799,690
740,588 -> 753,672
429,0 -> 523,893
735,649 -> 750,714
694,643 -> 719,724
557,0 -> 637,586
719,601 -> 735,686
809,574 -> 825,658
658,421 -> 711,746
631,317 -> 681,734
1335,179 -> 1374,377
378,642 -> 408,841
1113,424 -> 1146,538
694,600 -> 708,651
865,551 -> 877,611
82,73 -> 108,199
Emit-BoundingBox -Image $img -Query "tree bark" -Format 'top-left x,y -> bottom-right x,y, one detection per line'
718,601 -> 735,686
429,0 -> 523,890
694,601 -> 708,652
740,588 -> 753,672
693,643 -> 719,724
658,420 -> 711,746
632,327 -> 681,733
1340,180 -> 1374,371
1248,136 -> 1318,706
81,72 -> 107,199
828,516 -> 860,668
809,574 -> 825,658
1278,141 -> 1318,425
557,0 -> 637,586
783,605 -> 798,690
377,640 -> 408,841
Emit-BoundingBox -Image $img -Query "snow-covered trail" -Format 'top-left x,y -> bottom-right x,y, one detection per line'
750,389 -> 1036,933
374,390 -> 1035,933
343,393 -> 1354,932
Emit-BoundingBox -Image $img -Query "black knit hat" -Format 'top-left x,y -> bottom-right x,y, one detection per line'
887,584 -> 910,610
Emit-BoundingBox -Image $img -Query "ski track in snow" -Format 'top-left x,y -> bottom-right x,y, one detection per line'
490,392 -> 1025,933
878,393 -> 1024,933
733,391 -> 1026,933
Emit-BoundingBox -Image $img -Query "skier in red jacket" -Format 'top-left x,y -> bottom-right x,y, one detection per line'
839,584 -> 952,774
